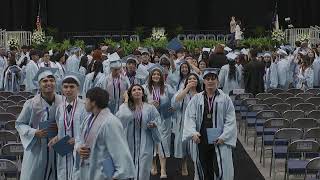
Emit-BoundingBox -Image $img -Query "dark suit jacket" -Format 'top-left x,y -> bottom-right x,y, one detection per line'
243,59 -> 265,95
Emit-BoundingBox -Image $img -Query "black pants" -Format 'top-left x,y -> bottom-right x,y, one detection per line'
198,142 -> 215,180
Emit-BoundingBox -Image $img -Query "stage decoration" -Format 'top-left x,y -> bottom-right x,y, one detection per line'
271,29 -> 285,42
7,38 -> 19,49
31,29 -> 46,45
151,27 -> 167,41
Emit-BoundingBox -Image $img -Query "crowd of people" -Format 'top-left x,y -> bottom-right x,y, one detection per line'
0,37 -> 318,180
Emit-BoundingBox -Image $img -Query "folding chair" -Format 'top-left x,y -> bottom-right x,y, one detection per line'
4,121 -> 15,132
297,93 -> 315,100
17,100 -> 26,106
5,106 -> 23,116
0,107 -> 5,113
195,34 -> 206,40
0,100 -> 16,108
0,97 -> 5,101
317,94 -> 320,98
270,128 -> 303,177
287,88 -> 304,95
263,97 -> 283,106
294,103 -> 317,115
285,140 -> 320,180
0,159 -> 20,179
0,92 -> 13,98
292,118 -> 319,131
254,110 -> 281,151
205,34 -> 216,40
256,93 -> 274,101
272,103 -> 292,115
27,95 -> 34,99
260,118 -> 290,166
305,128 -> 320,142
306,88 -> 320,95
277,92 -> 295,101
308,110 -> 320,120
0,113 -> 16,128
0,131 -> 18,146
268,88 -> 285,95
186,34 -> 196,40
306,97 -> 320,107
6,95 -> 26,103
304,157 -> 320,180
1,143 -> 23,170
17,91 -> 33,98
234,93 -> 254,112
283,110 -> 306,122
285,97 -> 305,108
244,104 -> 270,142
177,34 -> 187,41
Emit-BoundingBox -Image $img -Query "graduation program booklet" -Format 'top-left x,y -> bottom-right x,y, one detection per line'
206,128 -> 223,144
102,156 -> 115,178
52,135 -> 74,156
39,121 -> 58,138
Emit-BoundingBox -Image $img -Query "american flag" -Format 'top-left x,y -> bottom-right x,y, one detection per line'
36,15 -> 41,31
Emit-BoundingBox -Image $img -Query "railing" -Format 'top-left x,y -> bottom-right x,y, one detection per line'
0,30 -> 32,49
285,26 -> 320,46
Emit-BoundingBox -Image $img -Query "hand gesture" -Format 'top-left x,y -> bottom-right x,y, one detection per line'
192,132 -> 201,144
35,129 -> 48,138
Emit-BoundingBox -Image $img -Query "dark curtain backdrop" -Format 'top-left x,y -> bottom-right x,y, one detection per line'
0,0 -> 319,32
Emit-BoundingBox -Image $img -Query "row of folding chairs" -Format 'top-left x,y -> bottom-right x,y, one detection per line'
0,143 -> 23,179
267,88 -> 320,95
0,91 -> 33,99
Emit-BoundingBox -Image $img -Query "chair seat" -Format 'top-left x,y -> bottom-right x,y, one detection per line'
273,146 -> 287,158
263,135 -> 287,146
305,178 -> 320,180
287,159 -> 309,174
246,118 -> 264,127
256,127 -> 278,136
306,153 -> 320,159
0,155 -> 16,161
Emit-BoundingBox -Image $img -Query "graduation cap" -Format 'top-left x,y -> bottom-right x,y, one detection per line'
147,64 -> 165,74
108,52 -> 122,69
226,52 -> 238,61
33,67 -> 58,82
263,52 -> 272,57
224,46 -> 232,52
257,53 -> 264,57
63,71 -> 85,92
202,47 -> 211,53
166,38 -> 183,52
241,48 -> 249,55
122,55 -> 138,64
276,49 -> 288,56
203,68 -> 220,79
139,48 -> 150,55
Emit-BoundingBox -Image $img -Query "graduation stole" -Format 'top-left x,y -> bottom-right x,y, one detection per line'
83,109 -> 107,148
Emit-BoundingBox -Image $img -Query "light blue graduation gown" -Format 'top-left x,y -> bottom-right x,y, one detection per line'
55,98 -> 88,180
66,55 -> 80,73
171,90 -> 194,158
182,90 -> 237,180
16,94 -> 63,180
235,64 -> 244,89
218,64 -> 242,95
296,67 -> 314,90
74,108 -> 135,180
144,84 -> 175,158
0,56 -> 8,89
97,74 -> 130,114
25,60 -> 39,93
116,103 -> 161,180
3,65 -> 23,92
264,63 -> 278,91
276,58 -> 290,89
82,72 -> 104,98
312,57 -> 320,87
167,70 -> 186,91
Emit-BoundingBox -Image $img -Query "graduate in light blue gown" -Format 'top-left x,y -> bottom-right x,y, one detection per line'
0,47 -> 8,89
16,67 -> 63,180
263,53 -> 278,91
3,58 -> 24,92
183,68 -> 237,180
167,61 -> 191,91
25,50 -> 40,93
218,52 -> 242,95
312,55 -> 320,88
296,55 -> 314,90
48,73 -> 87,180
97,53 -> 130,114
172,73 -> 202,176
116,84 -> 161,180
74,87 -> 135,180
66,47 -> 81,73
82,61 -> 104,97
276,49 -> 290,89
143,64 -> 175,178
123,56 -> 147,85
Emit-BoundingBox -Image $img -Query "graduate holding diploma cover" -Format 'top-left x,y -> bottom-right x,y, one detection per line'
183,68 -> 237,180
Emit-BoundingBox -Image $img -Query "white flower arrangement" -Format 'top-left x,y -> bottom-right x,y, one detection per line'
32,30 -> 46,45
151,27 -> 167,41
271,29 -> 285,42
297,34 -> 310,42
8,38 -> 19,49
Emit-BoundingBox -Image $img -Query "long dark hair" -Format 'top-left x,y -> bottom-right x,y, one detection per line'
147,69 -> 165,95
178,62 -> 191,90
127,84 -> 147,111
228,60 -> 236,80
92,61 -> 103,83
183,73 -> 202,93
